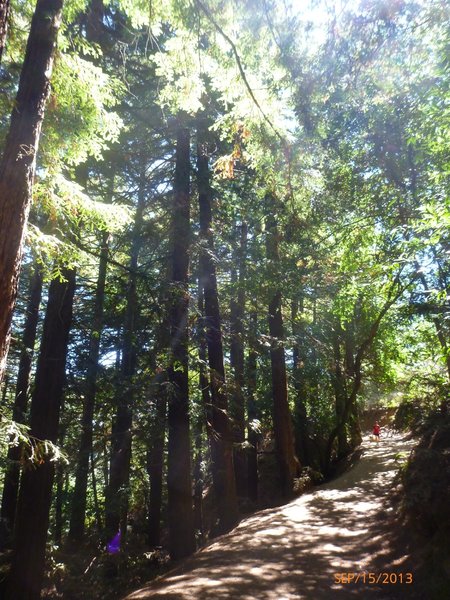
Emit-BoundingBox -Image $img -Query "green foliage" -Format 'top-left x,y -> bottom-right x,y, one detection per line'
1,0 -> 449,590
40,175 -> 132,233
43,52 -> 124,168
0,416 -> 31,451
0,413 -> 68,467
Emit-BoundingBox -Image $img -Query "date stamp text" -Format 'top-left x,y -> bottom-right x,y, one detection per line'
334,572 -> 413,585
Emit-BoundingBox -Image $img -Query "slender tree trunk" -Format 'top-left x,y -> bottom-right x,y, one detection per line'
90,451 -> 102,531
166,125 -> 196,560
1,267 -> 42,537
344,323 -> 362,448
325,281 -> 404,469
291,297 -> 309,465
145,290 -> 169,548
0,0 -> 10,64
331,326 -> 350,460
197,281 -> 211,413
145,299 -> 169,548
194,279 -> 210,539
193,416 -> 204,540
0,0 -> 64,384
246,310 -> 259,503
147,386 -> 166,548
197,119 -> 239,534
105,186 -> 144,544
266,213 -> 299,497
268,290 -> 300,495
54,420 -> 67,546
54,463 -> 64,545
6,268 -> 75,600
328,368 -> 361,470
230,223 -> 247,497
102,433 -> 109,491
69,232 -> 109,542
0,375 -> 8,406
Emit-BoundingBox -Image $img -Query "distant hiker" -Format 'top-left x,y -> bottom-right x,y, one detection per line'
372,422 -> 381,442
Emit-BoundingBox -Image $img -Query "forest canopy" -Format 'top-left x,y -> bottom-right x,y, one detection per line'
0,0 -> 448,598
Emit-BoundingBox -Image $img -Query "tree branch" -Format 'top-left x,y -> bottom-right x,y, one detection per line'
194,0 -> 284,144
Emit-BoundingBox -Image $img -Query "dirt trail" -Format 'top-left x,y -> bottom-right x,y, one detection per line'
124,434 -> 415,600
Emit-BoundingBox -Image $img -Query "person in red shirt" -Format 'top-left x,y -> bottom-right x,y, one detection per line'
373,422 -> 381,442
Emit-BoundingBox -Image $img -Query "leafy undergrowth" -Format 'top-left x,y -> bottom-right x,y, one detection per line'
41,542 -> 171,600
42,460 -> 326,599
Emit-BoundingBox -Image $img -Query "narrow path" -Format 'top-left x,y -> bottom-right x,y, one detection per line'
125,434 -> 415,600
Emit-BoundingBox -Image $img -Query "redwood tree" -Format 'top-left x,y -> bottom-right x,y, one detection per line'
0,0 -> 64,383
69,233 -> 109,542
291,297 -> 310,465
0,0 -> 10,64
146,321 -> 168,548
230,223 -> 248,497
146,387 -> 166,548
166,125 -> 196,559
246,309 -> 259,503
105,184 -> 145,542
6,268 -> 76,600
266,212 -> 299,497
1,266 -> 43,539
197,119 -> 239,533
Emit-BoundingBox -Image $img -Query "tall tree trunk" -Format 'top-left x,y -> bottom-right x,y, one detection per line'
0,0 -> 11,64
90,450 -> 102,532
197,281 -> 210,413
246,310 -> 259,503
54,419 -> 67,546
230,223 -> 247,498
192,416 -> 204,540
291,297 -> 309,465
193,280 -> 210,539
344,322 -> 362,448
69,232 -> 109,542
193,279 -> 210,539
331,325 -> 350,460
145,298 -> 169,549
146,366 -> 166,548
1,266 -> 42,537
54,462 -> 64,545
105,185 -> 144,544
0,374 -> 8,407
266,213 -> 299,497
0,0 -> 64,384
166,125 -> 196,560
197,119 -> 239,534
145,287 -> 169,548
6,268 -> 75,600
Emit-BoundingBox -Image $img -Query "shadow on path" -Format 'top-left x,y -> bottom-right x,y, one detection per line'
124,434 -> 416,600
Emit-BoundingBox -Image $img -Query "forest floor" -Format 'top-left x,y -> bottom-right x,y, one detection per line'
123,433 -> 422,600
